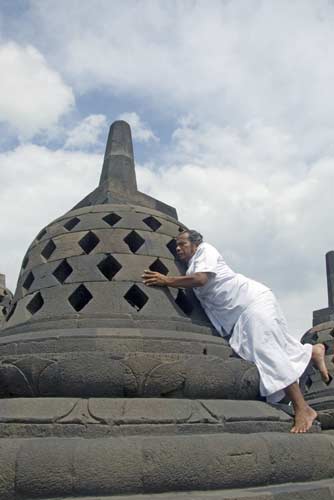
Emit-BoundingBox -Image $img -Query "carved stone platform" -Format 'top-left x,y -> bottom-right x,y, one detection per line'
0,397 -> 330,500
2,121 -> 334,499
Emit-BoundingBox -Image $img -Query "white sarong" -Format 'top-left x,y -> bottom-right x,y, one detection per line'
229,290 -> 313,403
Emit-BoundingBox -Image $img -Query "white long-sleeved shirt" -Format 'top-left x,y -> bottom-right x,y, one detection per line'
186,242 -> 269,335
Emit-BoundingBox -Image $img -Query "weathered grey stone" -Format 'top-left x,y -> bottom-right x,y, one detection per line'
300,263 -> 334,422
0,351 -> 259,398
0,438 -> 18,500
0,398 -> 296,438
0,274 -> 13,329
0,433 -> 333,497
38,478 -> 334,499
313,251 -> 334,326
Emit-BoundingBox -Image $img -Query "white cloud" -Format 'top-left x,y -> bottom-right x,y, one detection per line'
118,112 -> 159,143
0,144 -> 102,291
64,114 -> 107,149
24,2 -> 334,148
0,42 -> 74,138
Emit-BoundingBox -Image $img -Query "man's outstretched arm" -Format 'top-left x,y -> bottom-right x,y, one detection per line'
142,270 -> 208,288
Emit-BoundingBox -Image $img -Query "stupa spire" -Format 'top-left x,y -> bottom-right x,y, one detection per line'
313,250 -> 334,325
72,120 -> 177,218
99,120 -> 137,193
326,251 -> 334,308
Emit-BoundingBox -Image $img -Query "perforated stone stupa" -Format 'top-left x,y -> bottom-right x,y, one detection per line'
1,121 -> 334,500
0,274 -> 12,329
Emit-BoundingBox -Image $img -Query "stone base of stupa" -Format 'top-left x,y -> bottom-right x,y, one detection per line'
1,397 -> 334,499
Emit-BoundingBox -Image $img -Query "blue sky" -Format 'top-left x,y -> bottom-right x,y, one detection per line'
1,0 -> 334,334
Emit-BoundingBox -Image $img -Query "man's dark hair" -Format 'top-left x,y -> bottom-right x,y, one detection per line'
178,229 -> 203,245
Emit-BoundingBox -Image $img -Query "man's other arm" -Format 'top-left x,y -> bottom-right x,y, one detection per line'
142,270 -> 209,288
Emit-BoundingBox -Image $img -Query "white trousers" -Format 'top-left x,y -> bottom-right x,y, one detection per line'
229,290 -> 312,403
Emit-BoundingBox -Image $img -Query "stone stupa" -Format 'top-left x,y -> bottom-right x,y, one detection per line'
0,274 -> 12,329
1,121 -> 334,499
300,251 -> 334,430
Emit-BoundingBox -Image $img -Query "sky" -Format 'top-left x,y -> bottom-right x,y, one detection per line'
1,0 -> 334,335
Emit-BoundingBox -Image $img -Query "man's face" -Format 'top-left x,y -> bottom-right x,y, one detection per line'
176,233 -> 198,262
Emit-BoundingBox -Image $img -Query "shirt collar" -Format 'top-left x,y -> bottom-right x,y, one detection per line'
187,242 -> 203,268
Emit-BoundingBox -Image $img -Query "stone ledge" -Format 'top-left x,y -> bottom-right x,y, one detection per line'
40,477 -> 334,499
0,352 -> 258,399
0,433 -> 333,499
0,398 -> 295,437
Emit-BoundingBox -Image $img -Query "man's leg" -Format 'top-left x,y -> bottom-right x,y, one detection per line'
285,344 -> 328,433
285,382 -> 317,433
312,343 -> 330,382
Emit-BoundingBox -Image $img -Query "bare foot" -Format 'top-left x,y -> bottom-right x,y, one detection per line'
312,344 -> 330,383
290,405 -> 317,433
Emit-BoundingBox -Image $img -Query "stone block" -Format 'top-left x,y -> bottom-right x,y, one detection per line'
0,274 -> 5,289
0,439 -> 19,500
200,400 -> 292,422
0,397 -> 78,422
0,433 -> 332,497
313,307 -> 334,326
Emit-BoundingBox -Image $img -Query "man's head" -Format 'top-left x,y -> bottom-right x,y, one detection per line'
176,230 -> 203,262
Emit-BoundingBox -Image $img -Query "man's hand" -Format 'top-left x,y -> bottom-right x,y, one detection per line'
142,270 -> 169,286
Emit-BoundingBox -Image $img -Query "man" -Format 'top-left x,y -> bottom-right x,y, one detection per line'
142,230 -> 329,433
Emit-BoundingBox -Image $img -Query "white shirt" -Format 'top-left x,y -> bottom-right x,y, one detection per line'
186,242 -> 269,335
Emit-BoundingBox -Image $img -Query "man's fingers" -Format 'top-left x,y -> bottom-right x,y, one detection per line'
142,270 -> 165,287
143,278 -> 157,285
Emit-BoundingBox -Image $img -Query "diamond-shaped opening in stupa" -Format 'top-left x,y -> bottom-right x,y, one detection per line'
175,289 -> 193,316
41,240 -> 56,261
103,213 -> 122,227
64,217 -> 80,231
166,239 -> 178,258
143,215 -> 161,232
26,292 -> 44,315
22,254 -> 29,270
22,271 -> 35,291
149,258 -> 169,275
53,259 -> 73,284
68,284 -> 93,312
124,231 -> 145,253
97,254 -> 122,280
5,302 -> 17,322
124,284 -> 148,311
36,228 -> 47,241
78,231 -> 100,254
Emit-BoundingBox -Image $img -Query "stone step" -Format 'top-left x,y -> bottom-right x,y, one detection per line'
0,397 -> 298,438
38,477 -> 334,500
1,432 -> 334,499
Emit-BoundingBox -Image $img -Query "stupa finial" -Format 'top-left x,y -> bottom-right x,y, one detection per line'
0,274 -> 5,289
99,120 -> 137,193
72,120 -> 177,218
326,251 -> 334,308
